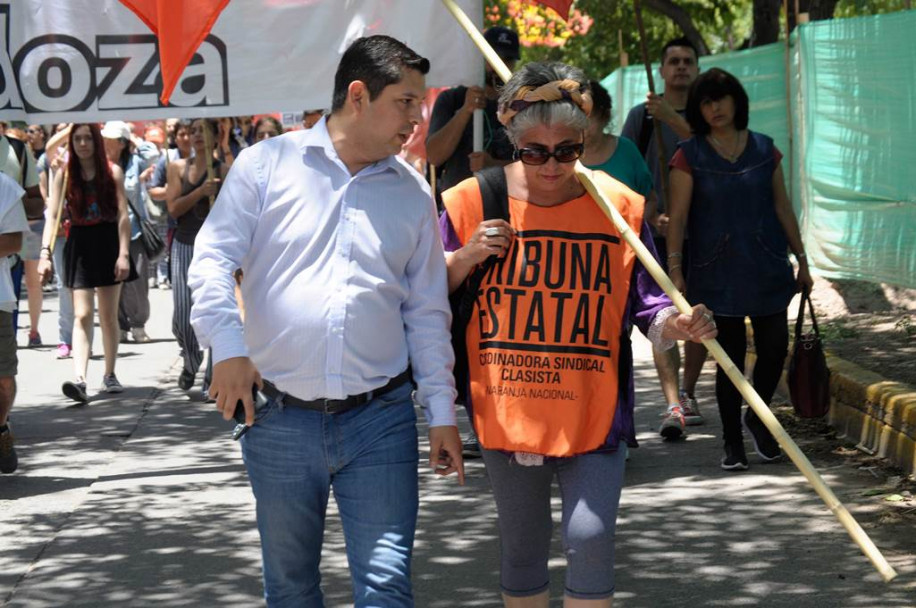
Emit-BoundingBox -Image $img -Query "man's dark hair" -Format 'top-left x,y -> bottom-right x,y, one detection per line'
661,36 -> 699,64
331,35 -> 430,112
588,79 -> 612,125
685,68 -> 750,136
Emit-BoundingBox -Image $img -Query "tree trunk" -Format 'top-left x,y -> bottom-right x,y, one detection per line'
751,0 -> 782,46
642,0 -> 711,56
791,0 -> 841,28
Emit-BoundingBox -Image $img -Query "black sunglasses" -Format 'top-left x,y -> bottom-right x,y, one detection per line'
515,143 -> 584,166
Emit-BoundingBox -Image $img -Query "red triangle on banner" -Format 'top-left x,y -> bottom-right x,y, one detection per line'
530,0 -> 574,19
119,0 -> 229,105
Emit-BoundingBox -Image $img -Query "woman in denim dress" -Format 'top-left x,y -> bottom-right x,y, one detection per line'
667,68 -> 814,471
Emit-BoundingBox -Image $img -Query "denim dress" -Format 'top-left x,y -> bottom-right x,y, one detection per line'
680,131 -> 795,317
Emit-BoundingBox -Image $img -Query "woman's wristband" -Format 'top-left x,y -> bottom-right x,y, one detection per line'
669,264 -> 682,273
667,252 -> 682,259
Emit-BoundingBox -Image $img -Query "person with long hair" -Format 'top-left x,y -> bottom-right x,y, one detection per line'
442,61 -> 716,607
147,119 -> 192,290
38,123 -> 136,403
165,118 -> 226,396
581,79 -> 703,441
252,116 -> 283,142
667,68 -> 813,470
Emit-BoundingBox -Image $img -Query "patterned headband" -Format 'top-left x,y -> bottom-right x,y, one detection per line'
497,79 -> 594,126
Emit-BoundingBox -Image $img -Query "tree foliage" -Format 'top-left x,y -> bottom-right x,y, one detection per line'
834,0 -> 913,17
484,0 -> 911,80
485,0 -> 753,80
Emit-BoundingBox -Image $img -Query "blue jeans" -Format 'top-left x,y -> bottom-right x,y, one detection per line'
242,382 -> 419,608
53,236 -> 74,345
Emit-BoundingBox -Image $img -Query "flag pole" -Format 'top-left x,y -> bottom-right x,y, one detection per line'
633,0 -> 670,210
203,124 -> 216,208
46,167 -> 69,256
439,0 -> 897,583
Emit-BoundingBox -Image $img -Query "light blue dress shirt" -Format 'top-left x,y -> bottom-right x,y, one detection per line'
188,118 -> 456,427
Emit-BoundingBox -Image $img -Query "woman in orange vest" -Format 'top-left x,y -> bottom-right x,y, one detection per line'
441,62 -> 717,607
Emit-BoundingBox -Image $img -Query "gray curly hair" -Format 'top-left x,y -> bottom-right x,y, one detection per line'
497,61 -> 590,145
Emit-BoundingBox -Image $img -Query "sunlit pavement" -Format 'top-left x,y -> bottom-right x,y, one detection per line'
2,288 -> 914,606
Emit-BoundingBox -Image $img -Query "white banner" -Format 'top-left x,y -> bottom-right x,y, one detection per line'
0,0 -> 483,122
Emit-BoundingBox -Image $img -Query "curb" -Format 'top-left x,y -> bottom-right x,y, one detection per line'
825,352 -> 916,478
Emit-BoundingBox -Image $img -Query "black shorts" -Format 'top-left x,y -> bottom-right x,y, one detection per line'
63,223 -> 138,289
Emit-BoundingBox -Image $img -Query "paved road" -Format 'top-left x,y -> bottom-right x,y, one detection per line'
2,288 -> 913,606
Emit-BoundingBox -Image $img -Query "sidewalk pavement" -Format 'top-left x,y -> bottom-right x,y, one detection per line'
2,288 -> 914,607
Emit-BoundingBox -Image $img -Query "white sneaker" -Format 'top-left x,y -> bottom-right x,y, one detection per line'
119,330 -> 130,344
131,327 -> 151,343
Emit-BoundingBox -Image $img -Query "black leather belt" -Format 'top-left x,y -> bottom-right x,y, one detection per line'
261,369 -> 413,415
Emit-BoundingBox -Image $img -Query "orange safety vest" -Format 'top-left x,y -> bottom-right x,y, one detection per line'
444,170 -> 645,457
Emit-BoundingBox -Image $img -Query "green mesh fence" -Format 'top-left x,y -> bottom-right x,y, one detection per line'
600,10 -> 916,288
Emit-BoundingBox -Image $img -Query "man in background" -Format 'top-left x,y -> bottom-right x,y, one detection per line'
621,36 -> 705,440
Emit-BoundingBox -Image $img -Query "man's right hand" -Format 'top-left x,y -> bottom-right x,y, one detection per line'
645,92 -> 679,126
462,85 -> 487,116
211,357 -> 263,426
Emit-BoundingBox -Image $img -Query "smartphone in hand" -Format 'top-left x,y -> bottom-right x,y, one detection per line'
231,385 -> 268,440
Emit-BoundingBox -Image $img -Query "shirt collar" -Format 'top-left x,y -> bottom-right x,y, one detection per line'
298,115 -> 410,179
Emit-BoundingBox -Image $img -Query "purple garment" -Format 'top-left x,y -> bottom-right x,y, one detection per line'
439,210 -> 672,451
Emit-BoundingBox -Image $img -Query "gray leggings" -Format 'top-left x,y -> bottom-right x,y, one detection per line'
482,447 -> 626,600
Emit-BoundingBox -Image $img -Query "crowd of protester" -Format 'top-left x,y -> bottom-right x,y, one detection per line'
0,29 -> 815,608
0,110 -> 317,468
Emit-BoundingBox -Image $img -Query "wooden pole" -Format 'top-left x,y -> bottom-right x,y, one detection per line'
633,0 -> 670,209
574,165 -> 896,582
618,29 -> 629,67
440,0 -> 898,584
203,122 -> 216,207
784,0 -> 795,198
47,167 -> 69,254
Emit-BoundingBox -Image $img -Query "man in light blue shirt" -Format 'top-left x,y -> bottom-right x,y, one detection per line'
188,36 -> 463,607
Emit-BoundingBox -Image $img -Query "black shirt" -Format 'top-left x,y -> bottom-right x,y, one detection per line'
427,86 -> 514,194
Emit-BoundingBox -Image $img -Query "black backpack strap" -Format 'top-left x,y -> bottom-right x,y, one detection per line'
454,167 -> 509,324
476,165 -> 509,222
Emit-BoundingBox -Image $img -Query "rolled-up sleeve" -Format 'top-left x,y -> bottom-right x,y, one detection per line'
188,148 -> 262,364
403,200 -> 457,427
